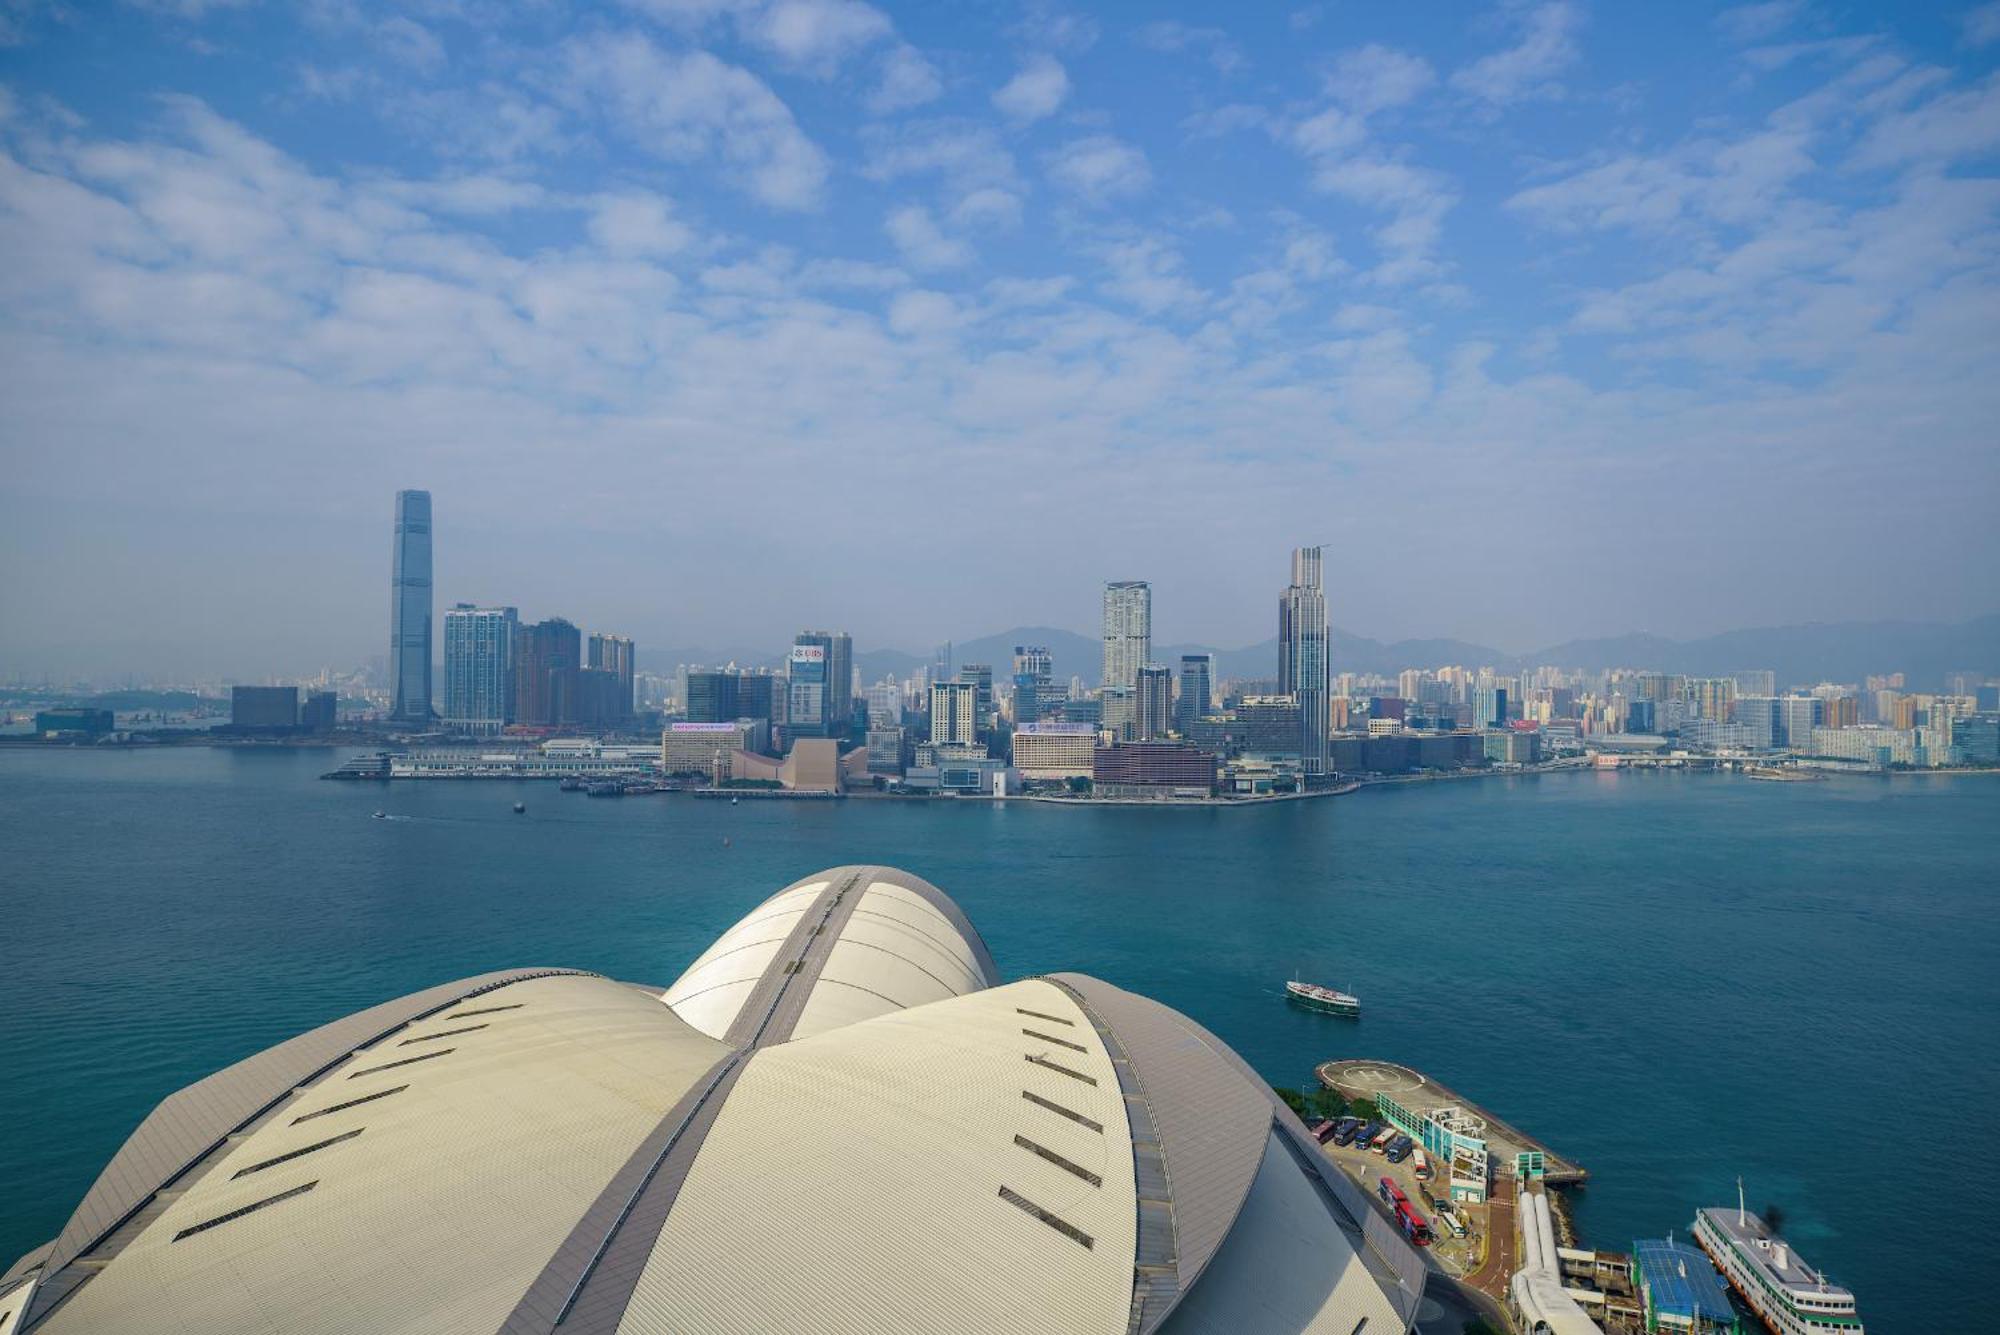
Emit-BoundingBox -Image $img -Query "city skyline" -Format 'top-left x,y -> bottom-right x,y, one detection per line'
4,4 -> 1999,675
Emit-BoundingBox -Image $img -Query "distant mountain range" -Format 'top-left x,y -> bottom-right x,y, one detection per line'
644,614 -> 2000,691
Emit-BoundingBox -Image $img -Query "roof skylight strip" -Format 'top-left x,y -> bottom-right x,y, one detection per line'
397,1024 -> 488,1046
1015,1007 -> 1076,1027
442,1003 -> 523,1020
291,1083 -> 408,1124
1025,1053 -> 1097,1086
1014,1134 -> 1103,1188
1021,1089 -> 1104,1134
347,1048 -> 453,1079
231,1129 -> 363,1179
1021,1027 -> 1088,1054
171,1180 -> 318,1242
999,1185 -> 1094,1249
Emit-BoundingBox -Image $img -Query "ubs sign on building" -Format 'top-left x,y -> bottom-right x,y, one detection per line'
787,644 -> 827,737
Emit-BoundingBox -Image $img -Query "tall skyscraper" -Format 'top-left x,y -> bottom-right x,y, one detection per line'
1101,581 -> 1151,690
791,630 -> 853,738
1279,547 -> 1330,776
1176,653 -> 1215,734
958,663 -> 993,732
389,489 -> 433,723
513,618 -> 581,727
1136,664 -> 1174,741
443,604 -> 517,734
588,633 -> 636,722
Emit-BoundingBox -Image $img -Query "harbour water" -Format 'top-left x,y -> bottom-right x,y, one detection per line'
2,747 -> 1992,1330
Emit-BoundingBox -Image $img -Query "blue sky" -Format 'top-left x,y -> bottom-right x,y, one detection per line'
2,0 -> 1997,676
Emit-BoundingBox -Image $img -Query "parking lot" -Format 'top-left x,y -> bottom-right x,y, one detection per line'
1307,1118 -> 1488,1280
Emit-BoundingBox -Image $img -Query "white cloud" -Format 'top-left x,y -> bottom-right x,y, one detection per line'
992,54 -> 1069,122
1713,0 -> 1809,45
1451,1 -> 1584,107
949,186 -> 1021,229
1098,235 -> 1203,312
1968,2 -> 2000,47
868,44 -> 942,114
588,190 -> 694,256
884,204 -> 971,270
1852,70 -> 2000,167
1045,134 -> 1150,203
1134,21 -> 1245,75
747,0 -> 891,74
1324,44 -> 1435,114
563,33 -> 829,210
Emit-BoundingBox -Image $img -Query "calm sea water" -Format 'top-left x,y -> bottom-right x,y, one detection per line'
1,747 -> 1992,1330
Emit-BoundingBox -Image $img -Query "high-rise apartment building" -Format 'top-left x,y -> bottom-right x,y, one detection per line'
1136,664 -> 1174,740
1101,582 -> 1151,691
687,670 -> 775,724
929,681 -> 977,747
389,489 -> 433,723
1176,654 -> 1214,734
958,664 -> 993,732
1278,546 -> 1330,775
514,618 -> 581,727
443,604 -> 517,734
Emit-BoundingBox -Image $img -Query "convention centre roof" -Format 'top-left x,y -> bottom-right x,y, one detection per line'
0,865 -> 1425,1335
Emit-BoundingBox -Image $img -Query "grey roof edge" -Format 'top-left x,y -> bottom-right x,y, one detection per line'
1040,972 -> 1275,1335
1050,973 -> 1427,1332
23,966 -> 600,1331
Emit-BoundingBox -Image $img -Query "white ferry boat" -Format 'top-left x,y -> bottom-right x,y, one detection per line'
1692,1188 -> 1861,1335
1284,979 -> 1360,1016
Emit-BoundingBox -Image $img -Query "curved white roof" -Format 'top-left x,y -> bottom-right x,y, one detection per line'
8,866 -> 1422,1335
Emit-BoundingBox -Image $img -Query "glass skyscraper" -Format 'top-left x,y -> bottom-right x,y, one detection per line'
389,489 -> 433,724
1279,546 -> 1330,776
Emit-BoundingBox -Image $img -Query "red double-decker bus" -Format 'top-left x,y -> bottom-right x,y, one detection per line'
1377,1176 -> 1434,1246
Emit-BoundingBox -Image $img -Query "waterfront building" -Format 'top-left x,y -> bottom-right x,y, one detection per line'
788,631 -> 852,738
1100,686 -> 1137,742
1010,673 -> 1039,725
662,720 -> 765,776
1175,654 -> 1214,735
1951,712 -> 1998,762
1135,664 -> 1174,740
687,670 -> 775,725
865,681 -> 903,729
1010,722 -> 1098,780
1776,696 -> 1822,749
442,604 -> 517,734
1734,696 -> 1780,749
1680,718 -> 1749,751
1186,695 -> 1302,760
1632,1238 -> 1741,1334
1483,729 -> 1541,765
1473,686 -> 1508,730
864,725 -> 909,775
229,685 -> 298,730
1278,547 -> 1331,776
587,634 -> 636,724
1807,724 -> 1925,766
388,488 -> 433,724
1092,741 -> 1217,798
1627,699 -> 1658,733
929,681 -> 977,746
513,618 -> 582,727
1101,581 -> 1151,690
34,707 -> 115,737
300,691 -> 338,733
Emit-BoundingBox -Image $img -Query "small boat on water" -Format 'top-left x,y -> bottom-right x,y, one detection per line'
372,809 -> 387,820
513,801 -> 527,814
1286,978 -> 1360,1016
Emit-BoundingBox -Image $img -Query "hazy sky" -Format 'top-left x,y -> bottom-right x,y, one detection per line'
2,1 -> 1998,678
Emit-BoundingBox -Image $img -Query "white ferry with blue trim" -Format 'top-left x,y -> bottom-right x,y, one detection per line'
1692,1187 -> 1861,1335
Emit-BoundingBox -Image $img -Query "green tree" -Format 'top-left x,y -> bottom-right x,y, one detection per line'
1347,1095 -> 1380,1124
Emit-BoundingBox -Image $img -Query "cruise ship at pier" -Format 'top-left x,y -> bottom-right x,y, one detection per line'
1692,1198 -> 1861,1335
